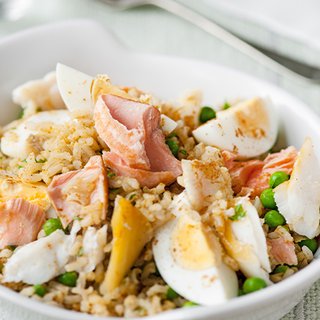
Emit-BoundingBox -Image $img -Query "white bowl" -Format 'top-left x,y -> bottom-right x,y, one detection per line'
0,19 -> 319,320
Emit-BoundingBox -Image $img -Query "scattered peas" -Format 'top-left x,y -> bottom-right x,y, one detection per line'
299,238 -> 318,254
229,204 -> 246,221
183,301 -> 198,307
199,106 -> 216,123
33,284 -> 47,297
243,277 -> 267,294
260,188 -> 277,209
264,210 -> 285,228
273,265 -> 289,274
269,171 -> 289,188
58,271 -> 78,287
43,218 -> 63,236
166,139 -> 179,157
166,287 -> 179,300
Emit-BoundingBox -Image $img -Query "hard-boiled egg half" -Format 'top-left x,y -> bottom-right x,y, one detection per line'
274,138 -> 320,238
153,193 -> 238,306
225,197 -> 271,283
56,63 -> 177,133
193,97 -> 278,158
1,110 -> 71,159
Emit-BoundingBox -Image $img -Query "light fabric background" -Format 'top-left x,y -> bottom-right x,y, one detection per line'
0,0 -> 319,319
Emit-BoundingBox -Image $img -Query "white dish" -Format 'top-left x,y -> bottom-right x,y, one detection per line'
0,19 -> 319,320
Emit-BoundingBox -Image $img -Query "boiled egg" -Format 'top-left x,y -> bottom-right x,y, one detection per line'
56,64 -> 178,132
1,110 -> 71,159
153,202 -> 238,306
225,197 -> 271,283
274,138 -> 320,238
3,222 -> 80,285
192,97 -> 278,158
56,63 -> 93,113
0,172 -> 50,210
160,114 -> 177,135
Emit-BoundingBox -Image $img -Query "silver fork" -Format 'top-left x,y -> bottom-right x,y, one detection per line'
97,0 -> 320,84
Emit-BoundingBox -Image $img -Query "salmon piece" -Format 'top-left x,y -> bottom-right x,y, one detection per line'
94,95 -> 150,169
223,147 -> 297,197
0,198 -> 45,249
267,227 -> 298,266
48,155 -> 108,227
103,152 -> 176,188
94,94 -> 182,187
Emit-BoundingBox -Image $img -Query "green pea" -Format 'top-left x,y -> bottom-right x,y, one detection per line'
299,238 -> 318,254
166,139 -> 179,157
43,218 -> 63,236
183,301 -> 198,307
58,271 -> 78,287
33,284 -> 47,297
166,287 -> 179,300
199,106 -> 216,123
269,171 -> 289,188
273,265 -> 288,274
243,277 -> 267,294
264,210 -> 285,228
260,188 -> 277,209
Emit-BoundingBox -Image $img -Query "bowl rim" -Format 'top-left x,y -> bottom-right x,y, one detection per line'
0,19 -> 319,320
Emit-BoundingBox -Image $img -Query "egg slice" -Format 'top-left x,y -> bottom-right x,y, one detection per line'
160,114 -> 177,135
0,173 -> 50,210
1,110 -> 71,159
153,201 -> 238,306
274,138 -> 320,238
192,97 -> 278,158
56,63 -> 93,113
3,221 -> 80,285
224,198 -> 271,283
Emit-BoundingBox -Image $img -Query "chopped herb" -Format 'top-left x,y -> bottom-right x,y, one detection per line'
129,193 -> 136,200
179,149 -> 188,156
166,132 -> 177,139
222,102 -> 231,110
166,287 -> 179,300
35,158 -> 47,163
18,109 -> 24,119
73,216 -> 82,221
77,247 -> 84,257
33,284 -> 47,297
183,301 -> 198,307
6,245 -> 17,251
273,265 -> 288,274
22,159 -> 27,163
17,165 -> 23,169
230,204 -> 246,221
109,188 -> 120,194
166,139 -> 179,157
107,172 -> 116,178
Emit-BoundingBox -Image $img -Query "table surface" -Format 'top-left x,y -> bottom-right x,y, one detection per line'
0,1 -> 320,319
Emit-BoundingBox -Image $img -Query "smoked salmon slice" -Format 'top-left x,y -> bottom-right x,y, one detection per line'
48,155 -> 108,227
223,146 -> 297,197
267,227 -> 298,266
94,94 -> 182,188
0,198 -> 45,249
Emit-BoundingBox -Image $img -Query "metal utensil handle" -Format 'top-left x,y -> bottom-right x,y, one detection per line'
145,0 -> 316,85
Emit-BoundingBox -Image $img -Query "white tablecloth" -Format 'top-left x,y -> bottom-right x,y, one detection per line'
0,1 -> 320,319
